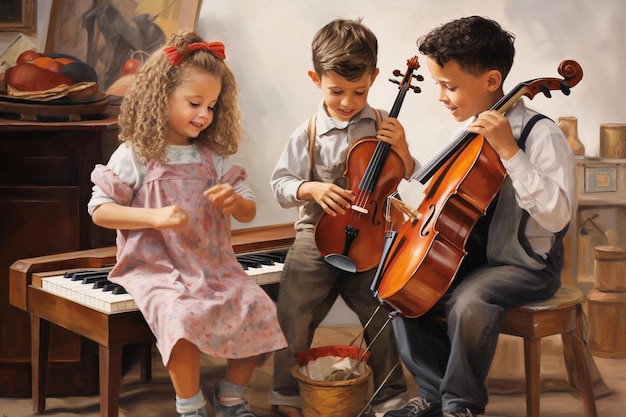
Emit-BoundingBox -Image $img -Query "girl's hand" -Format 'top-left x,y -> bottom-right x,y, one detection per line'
298,181 -> 354,216
152,205 -> 189,230
467,111 -> 519,160
204,183 -> 240,215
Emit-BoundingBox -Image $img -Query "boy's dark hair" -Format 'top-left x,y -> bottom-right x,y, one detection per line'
418,16 -> 515,81
311,18 -> 378,81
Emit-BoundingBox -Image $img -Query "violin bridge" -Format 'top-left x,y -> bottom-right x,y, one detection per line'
351,205 -> 369,214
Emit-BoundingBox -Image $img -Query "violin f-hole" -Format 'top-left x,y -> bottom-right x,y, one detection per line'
369,200 -> 381,226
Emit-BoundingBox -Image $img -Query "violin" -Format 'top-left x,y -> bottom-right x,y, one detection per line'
314,56 -> 423,273
374,60 -> 583,317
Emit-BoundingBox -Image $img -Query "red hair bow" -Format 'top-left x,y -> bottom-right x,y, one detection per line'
164,41 -> 226,66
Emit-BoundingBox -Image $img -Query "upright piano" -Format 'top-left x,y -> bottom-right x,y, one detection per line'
9,223 -> 295,417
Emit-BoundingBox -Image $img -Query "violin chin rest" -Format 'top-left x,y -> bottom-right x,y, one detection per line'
324,254 -> 357,273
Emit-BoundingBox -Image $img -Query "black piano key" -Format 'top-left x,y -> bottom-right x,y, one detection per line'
112,285 -> 128,295
238,258 -> 261,268
82,274 -> 109,285
65,270 -> 109,281
264,251 -> 287,263
102,282 -> 118,292
93,280 -> 110,289
240,254 -> 274,265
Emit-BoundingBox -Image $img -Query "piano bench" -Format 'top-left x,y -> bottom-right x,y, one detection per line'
30,305 -> 155,417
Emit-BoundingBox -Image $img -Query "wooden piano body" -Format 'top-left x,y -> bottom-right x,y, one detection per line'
9,223 -> 294,417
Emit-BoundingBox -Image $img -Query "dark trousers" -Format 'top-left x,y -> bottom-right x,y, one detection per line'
393,263 -> 561,414
272,229 -> 407,405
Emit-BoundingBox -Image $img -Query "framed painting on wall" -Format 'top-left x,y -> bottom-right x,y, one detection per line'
45,0 -> 202,91
0,0 -> 36,32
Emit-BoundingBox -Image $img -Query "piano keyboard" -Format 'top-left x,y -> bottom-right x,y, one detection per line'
39,250 -> 287,314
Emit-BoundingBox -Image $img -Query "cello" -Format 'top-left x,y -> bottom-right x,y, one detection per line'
314,56 -> 423,273
375,60 -> 583,318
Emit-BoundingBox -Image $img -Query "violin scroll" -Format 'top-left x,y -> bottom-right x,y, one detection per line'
389,56 -> 423,94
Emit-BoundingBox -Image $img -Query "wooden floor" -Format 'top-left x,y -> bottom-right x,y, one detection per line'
0,324 -> 624,417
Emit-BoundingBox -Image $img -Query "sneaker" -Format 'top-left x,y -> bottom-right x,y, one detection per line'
180,409 -> 208,417
372,392 -> 409,416
213,385 -> 258,417
443,409 -> 475,417
383,397 -> 441,417
269,390 -> 302,416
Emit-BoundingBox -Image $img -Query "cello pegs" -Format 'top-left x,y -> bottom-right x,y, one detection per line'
539,83 -> 552,98
559,82 -> 571,95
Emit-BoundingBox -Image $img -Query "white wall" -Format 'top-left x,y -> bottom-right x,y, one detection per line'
197,0 -> 625,228
4,0 -> 625,229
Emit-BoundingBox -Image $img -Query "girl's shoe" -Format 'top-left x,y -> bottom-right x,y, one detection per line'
213,385 -> 258,417
180,408 -> 208,417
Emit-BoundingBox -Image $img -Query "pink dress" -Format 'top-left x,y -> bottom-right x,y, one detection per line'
91,146 -> 286,366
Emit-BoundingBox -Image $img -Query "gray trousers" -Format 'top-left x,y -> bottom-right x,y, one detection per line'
272,229 -> 407,405
393,263 -> 561,414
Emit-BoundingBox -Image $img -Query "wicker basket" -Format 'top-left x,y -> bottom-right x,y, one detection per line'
291,345 -> 372,417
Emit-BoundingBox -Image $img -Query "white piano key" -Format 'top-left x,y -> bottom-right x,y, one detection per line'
38,250 -> 286,314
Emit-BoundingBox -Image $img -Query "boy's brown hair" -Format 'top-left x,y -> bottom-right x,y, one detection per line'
311,18 -> 378,81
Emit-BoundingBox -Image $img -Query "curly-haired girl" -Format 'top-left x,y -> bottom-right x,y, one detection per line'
88,29 -> 286,417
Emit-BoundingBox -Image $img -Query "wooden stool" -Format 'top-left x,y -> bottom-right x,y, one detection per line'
499,286 -> 598,417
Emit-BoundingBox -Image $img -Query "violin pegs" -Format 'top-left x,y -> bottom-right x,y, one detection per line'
393,69 -> 402,76
559,82 -> 571,95
539,83 -> 552,98
414,74 -> 424,82
411,86 -> 421,93
389,78 -> 400,85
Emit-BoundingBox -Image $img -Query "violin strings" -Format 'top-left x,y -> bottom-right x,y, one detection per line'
350,141 -> 390,227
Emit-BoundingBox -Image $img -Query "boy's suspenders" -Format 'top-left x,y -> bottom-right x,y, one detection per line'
306,109 -> 382,180
515,113 -> 568,270
517,113 -> 548,152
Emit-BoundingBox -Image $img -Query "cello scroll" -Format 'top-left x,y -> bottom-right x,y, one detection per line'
523,59 -> 583,99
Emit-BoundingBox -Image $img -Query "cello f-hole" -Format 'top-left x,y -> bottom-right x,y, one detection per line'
420,205 -> 435,237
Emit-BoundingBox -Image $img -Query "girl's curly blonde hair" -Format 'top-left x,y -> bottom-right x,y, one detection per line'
118,29 -> 242,162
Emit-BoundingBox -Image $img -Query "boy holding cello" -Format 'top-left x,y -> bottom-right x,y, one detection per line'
269,18 -> 417,417
383,16 -> 575,417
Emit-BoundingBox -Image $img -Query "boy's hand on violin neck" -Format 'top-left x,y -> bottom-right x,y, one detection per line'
300,181 -> 354,216
376,118 -> 405,146
467,110 -> 519,160
377,117 -> 414,177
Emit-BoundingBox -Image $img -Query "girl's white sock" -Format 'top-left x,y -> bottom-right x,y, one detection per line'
176,389 -> 206,413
